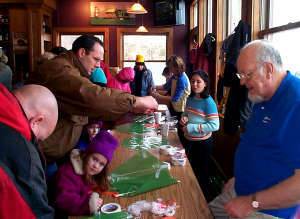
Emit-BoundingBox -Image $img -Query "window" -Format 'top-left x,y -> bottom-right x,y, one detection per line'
269,0 -> 300,28
61,34 -> 104,50
227,0 -> 241,35
123,35 -> 167,85
260,0 -> 300,76
265,29 -> 300,75
206,0 -> 213,33
190,0 -> 198,29
53,27 -> 109,63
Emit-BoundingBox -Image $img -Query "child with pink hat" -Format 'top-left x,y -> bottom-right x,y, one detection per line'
55,131 -> 119,216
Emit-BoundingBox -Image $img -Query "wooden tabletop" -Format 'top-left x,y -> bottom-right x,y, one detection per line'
69,128 -> 213,219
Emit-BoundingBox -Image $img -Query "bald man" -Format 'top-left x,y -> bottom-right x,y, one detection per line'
0,84 -> 58,219
209,40 -> 300,218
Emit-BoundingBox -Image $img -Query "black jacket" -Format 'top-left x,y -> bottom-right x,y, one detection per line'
0,123 -> 54,219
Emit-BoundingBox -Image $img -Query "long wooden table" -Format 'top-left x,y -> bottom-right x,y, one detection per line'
70,127 -> 213,219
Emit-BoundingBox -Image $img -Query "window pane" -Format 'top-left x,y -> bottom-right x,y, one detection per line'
265,28 -> 300,77
207,0 -> 213,33
269,0 -> 300,28
124,61 -> 166,86
228,0 -> 241,35
260,0 -> 267,30
61,35 -> 104,50
123,35 -> 166,61
193,2 -> 198,28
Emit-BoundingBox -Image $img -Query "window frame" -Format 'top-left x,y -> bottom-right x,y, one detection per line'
190,0 -> 199,30
116,27 -> 173,68
206,0 -> 213,34
53,27 -> 110,63
258,0 -> 300,38
226,0 -> 242,36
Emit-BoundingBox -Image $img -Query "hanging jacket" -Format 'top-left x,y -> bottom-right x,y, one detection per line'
223,20 -> 252,134
193,33 -> 216,74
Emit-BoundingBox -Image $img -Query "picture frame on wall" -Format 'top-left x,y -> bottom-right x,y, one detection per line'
90,2 -> 136,26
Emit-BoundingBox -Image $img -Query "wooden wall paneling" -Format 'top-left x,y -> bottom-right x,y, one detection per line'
9,8 -> 27,33
198,0 -> 206,44
244,0 -> 260,40
116,27 -> 173,68
43,0 -> 56,10
213,0 -> 225,99
26,6 -> 42,72
250,0 -> 260,40
9,8 -> 30,79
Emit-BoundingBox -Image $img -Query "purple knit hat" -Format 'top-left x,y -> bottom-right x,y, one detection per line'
86,131 -> 119,162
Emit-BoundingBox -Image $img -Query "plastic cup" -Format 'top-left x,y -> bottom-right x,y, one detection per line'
162,122 -> 169,138
154,112 -> 162,124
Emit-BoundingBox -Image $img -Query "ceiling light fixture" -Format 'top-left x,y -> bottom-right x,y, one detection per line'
136,25 -> 148,32
136,14 -> 148,32
127,1 -> 148,14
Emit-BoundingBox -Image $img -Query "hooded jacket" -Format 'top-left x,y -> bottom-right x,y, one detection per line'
55,149 -> 96,216
0,162 -> 36,219
29,51 -> 136,162
107,67 -> 135,93
0,84 -> 53,218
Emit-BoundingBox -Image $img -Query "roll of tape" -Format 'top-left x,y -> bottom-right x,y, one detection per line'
101,203 -> 121,214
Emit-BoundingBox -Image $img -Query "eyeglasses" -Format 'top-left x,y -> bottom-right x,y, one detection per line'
236,72 -> 254,80
236,65 -> 263,80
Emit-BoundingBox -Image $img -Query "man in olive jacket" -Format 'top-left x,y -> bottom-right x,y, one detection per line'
30,35 -> 158,162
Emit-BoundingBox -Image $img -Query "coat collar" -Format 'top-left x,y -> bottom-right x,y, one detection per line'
62,51 -> 90,78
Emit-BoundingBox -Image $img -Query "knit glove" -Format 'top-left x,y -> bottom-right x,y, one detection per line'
89,192 -> 102,214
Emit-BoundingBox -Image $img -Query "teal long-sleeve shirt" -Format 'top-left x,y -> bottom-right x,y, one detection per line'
182,95 -> 219,141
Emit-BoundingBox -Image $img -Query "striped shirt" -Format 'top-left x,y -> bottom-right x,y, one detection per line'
182,95 -> 219,141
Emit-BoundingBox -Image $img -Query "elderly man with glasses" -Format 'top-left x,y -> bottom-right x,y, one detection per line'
209,40 -> 300,219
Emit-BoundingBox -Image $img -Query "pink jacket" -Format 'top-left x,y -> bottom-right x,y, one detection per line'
107,67 -> 135,93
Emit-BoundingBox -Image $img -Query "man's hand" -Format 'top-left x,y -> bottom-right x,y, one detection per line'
224,195 -> 255,218
132,96 -> 158,114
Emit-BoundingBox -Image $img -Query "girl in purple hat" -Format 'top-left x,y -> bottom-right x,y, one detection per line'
54,131 -> 119,216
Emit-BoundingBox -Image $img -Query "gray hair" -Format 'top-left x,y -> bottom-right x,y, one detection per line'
242,40 -> 283,71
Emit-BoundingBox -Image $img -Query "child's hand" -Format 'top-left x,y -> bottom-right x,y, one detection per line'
89,192 -> 101,214
97,198 -> 103,209
182,125 -> 188,134
180,116 -> 188,126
